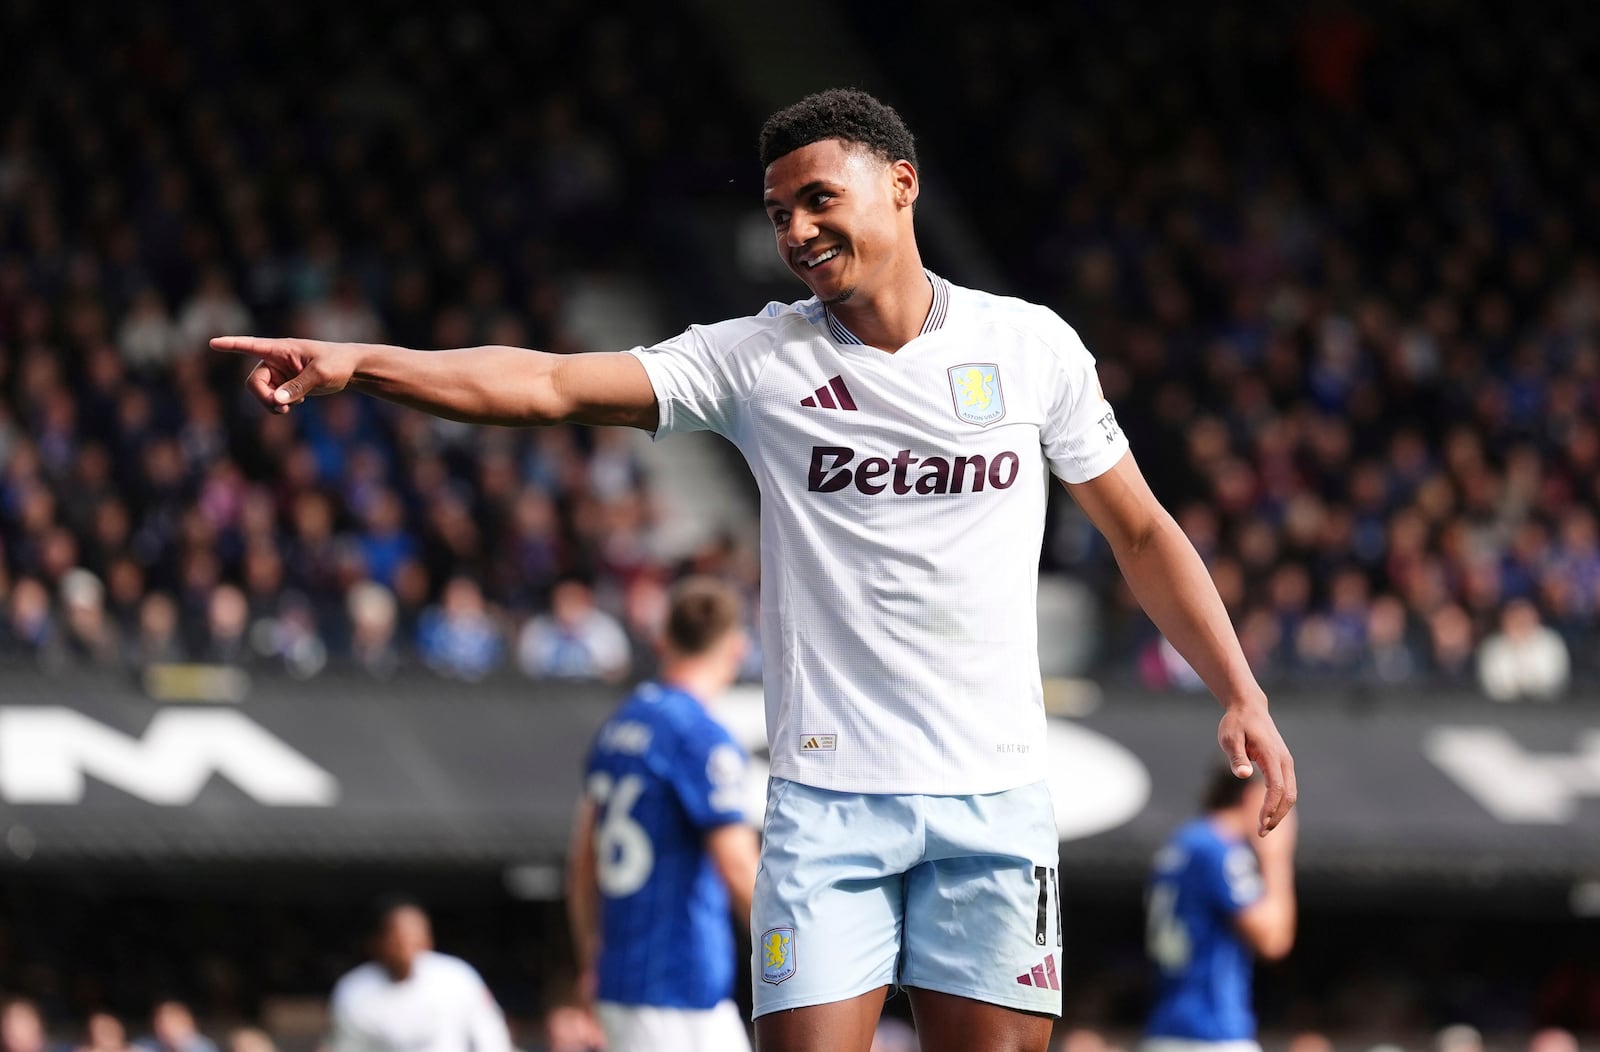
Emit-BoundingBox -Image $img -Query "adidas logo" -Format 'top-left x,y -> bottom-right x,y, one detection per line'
800,376 -> 858,411
1015,956 -> 1060,991
799,734 -> 837,751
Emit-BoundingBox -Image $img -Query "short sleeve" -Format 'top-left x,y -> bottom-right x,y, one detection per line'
664,716 -> 748,830
626,319 -> 755,439
1037,315 -> 1130,483
1213,842 -> 1265,915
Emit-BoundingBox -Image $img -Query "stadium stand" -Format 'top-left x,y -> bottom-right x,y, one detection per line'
0,0 -> 763,685
6,1 -> 1600,698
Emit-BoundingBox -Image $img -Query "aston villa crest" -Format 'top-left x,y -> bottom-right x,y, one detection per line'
760,927 -> 796,985
947,364 -> 1006,427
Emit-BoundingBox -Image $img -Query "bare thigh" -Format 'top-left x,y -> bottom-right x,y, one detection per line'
908,987 -> 1055,1052
754,986 -> 889,1052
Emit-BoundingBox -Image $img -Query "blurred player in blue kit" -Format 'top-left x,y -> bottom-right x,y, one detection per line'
566,576 -> 759,1052
217,87 -> 1296,1052
1141,767 -> 1298,1052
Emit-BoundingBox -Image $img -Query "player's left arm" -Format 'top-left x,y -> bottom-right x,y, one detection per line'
1233,809 -> 1298,960
563,796 -> 603,1005
1064,453 -> 1297,835
328,990 -> 376,1052
705,822 -> 759,928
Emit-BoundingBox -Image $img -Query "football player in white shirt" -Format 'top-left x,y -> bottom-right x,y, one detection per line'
217,88 -> 1296,1052
329,899 -> 514,1052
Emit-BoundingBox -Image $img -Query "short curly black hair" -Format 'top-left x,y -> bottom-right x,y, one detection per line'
759,88 -> 919,170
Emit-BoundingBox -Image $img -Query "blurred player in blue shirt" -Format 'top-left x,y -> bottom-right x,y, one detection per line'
1142,767 -> 1298,1052
566,576 -> 759,1052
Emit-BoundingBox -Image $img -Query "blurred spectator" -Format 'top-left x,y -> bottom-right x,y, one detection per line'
1433,1024 -> 1484,1052
60,567 -> 119,668
1476,599 -> 1571,702
417,576 -> 504,681
618,572 -> 671,682
586,430 -> 644,502
355,490 -> 417,591
117,288 -> 181,373
1,999 -> 56,1052
176,269 -> 253,358
134,1002 -> 217,1052
78,1012 -> 133,1052
1360,594 -> 1424,687
252,592 -> 328,680
515,578 -> 631,682
1427,605 -> 1477,686
202,584 -> 252,666
346,580 -> 402,678
3,577 -> 58,664
295,274 -> 380,346
1284,1032 -> 1334,1052
497,486 -> 563,608
221,1031 -> 273,1052
1525,1028 -> 1578,1052
132,593 -> 185,666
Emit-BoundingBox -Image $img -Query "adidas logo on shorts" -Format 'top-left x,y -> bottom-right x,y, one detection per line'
1015,956 -> 1060,990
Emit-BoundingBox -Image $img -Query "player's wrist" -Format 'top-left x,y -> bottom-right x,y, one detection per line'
346,341 -> 383,384
1220,687 -> 1270,715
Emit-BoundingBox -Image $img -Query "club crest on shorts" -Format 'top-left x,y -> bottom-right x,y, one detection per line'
760,927 -> 796,984
947,364 -> 1006,427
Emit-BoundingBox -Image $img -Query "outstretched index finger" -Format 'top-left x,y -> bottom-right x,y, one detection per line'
211,336 -> 309,412
211,335 -> 302,366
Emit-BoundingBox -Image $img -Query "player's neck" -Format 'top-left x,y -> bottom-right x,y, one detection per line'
382,960 -> 416,983
660,659 -> 730,706
829,258 -> 934,353
1209,810 -> 1250,841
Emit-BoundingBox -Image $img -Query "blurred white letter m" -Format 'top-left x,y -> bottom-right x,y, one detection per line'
0,707 -> 339,806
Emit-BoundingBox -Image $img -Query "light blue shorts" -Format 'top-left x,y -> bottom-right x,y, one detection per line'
750,777 -> 1063,1018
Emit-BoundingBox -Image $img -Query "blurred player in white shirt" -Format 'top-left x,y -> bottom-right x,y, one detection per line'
329,899 -> 512,1052
219,88 -> 1296,1052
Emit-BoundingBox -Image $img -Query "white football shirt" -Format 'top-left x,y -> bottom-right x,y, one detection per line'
629,274 -> 1128,793
329,951 -> 512,1052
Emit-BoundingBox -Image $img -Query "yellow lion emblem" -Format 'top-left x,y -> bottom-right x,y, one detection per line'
955,367 -> 993,410
763,929 -> 791,969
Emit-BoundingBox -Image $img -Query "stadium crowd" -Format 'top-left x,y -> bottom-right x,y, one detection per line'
866,0 -> 1600,698
0,0 -> 760,687
1,1 -> 1597,700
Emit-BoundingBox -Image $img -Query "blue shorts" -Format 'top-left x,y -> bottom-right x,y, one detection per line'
750,777 -> 1062,1018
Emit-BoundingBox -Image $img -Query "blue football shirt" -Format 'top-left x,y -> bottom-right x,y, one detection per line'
1144,818 -> 1265,1041
584,682 -> 748,1009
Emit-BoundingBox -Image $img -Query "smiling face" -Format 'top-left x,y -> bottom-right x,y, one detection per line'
763,138 -> 919,306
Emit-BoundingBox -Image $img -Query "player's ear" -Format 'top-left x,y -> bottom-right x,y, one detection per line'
890,159 -> 918,210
